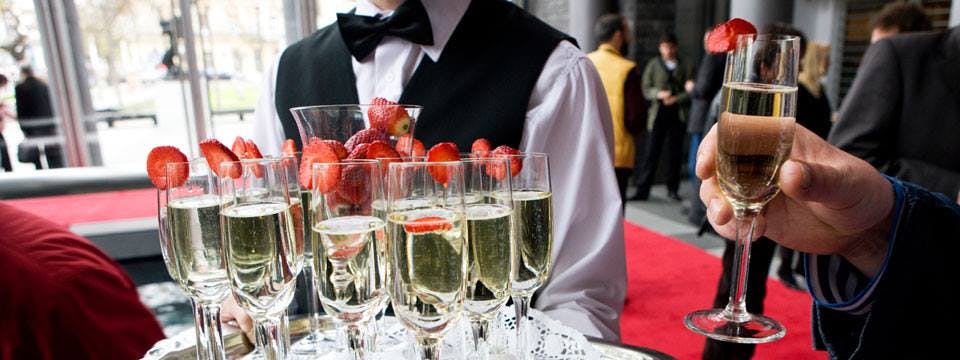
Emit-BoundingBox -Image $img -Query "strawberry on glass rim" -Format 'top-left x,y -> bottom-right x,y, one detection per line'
426,142 -> 460,186
706,18 -> 757,54
471,138 -> 492,158
231,136 -> 265,177
487,145 -> 522,180
403,216 -> 453,234
146,146 -> 189,190
199,139 -> 241,178
281,139 -> 297,158
368,97 -> 411,137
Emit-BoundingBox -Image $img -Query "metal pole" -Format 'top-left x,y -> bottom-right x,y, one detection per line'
32,0 -> 90,167
179,0 -> 209,146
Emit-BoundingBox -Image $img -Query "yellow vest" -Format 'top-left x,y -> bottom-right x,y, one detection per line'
588,44 -> 636,168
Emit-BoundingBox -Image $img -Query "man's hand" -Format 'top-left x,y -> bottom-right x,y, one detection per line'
663,96 -> 677,106
220,295 -> 254,342
656,90 -> 671,100
685,80 -> 695,94
698,124 -> 896,277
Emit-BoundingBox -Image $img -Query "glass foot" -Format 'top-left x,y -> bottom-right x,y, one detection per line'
684,309 -> 785,344
290,331 -> 324,355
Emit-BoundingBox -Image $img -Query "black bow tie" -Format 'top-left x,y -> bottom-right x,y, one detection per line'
337,0 -> 434,61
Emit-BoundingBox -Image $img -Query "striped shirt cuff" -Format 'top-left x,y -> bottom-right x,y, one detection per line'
804,176 -> 905,315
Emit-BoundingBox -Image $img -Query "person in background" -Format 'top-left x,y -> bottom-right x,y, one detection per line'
830,25 -> 960,204
684,29 -> 726,224
0,202 -> 165,358
777,39 -> 835,289
870,2 -> 932,43
0,74 -> 13,172
249,0 -> 627,340
634,33 -> 692,202
14,66 -> 62,169
587,14 -> 646,209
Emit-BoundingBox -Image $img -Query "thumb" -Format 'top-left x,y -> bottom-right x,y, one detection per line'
780,159 -> 861,211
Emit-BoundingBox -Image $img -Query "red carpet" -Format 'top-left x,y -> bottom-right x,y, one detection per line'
5,189 -> 158,226
621,221 -> 825,359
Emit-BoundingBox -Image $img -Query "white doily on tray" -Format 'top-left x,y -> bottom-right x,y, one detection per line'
144,306 -> 602,359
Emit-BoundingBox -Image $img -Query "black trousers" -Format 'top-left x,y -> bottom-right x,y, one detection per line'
636,107 -> 685,196
0,133 -> 11,172
702,237 -> 777,360
615,168 -> 632,210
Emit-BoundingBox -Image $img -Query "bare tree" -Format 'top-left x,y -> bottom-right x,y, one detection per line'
0,0 -> 29,63
79,0 -> 136,85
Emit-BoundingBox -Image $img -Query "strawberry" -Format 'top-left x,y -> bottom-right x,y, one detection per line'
240,139 -> 265,177
367,140 -> 402,172
322,140 -> 349,159
231,136 -> 248,157
347,143 -> 370,159
199,139 -> 241,178
344,128 -> 388,152
281,139 -> 297,157
330,244 -> 364,259
426,142 -> 460,186
368,97 -> 411,136
471,138 -> 492,158
706,18 -> 757,54
396,134 -> 426,158
488,145 -> 522,180
300,140 -> 340,192
403,216 -> 453,234
146,146 -> 188,190
337,164 -> 371,205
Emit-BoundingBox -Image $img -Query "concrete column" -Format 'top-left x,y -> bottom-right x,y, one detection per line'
729,0 -> 793,28
568,0 -> 617,51
951,0 -> 959,27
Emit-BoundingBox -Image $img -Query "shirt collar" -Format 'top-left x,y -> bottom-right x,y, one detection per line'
353,0 -> 471,62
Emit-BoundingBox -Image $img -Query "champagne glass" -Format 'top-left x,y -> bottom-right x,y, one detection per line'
386,161 -> 468,360
158,158 -> 229,360
219,158 -> 304,360
506,153 -> 553,359
683,33 -> 799,343
461,156 -> 515,360
290,104 -> 421,352
311,159 -> 387,359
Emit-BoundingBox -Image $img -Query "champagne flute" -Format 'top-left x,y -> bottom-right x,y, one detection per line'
461,156 -> 515,360
311,159 -> 387,359
158,158 -> 229,360
683,33 -> 799,343
386,161 -> 468,360
506,153 -> 553,359
220,158 -> 304,360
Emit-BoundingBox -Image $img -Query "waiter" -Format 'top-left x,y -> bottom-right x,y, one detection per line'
251,0 -> 626,340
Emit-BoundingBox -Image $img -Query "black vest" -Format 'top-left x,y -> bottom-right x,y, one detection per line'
275,0 -> 574,150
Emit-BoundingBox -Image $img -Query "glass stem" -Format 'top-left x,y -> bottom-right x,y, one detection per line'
416,336 -> 442,360
724,213 -> 758,323
304,265 -> 324,338
513,295 -> 532,360
192,301 -> 226,360
471,318 -> 490,360
346,323 -> 370,360
254,315 -> 286,360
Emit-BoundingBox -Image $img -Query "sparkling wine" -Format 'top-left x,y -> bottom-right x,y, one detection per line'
313,216 -> 387,323
166,194 -> 229,301
222,202 -> 300,317
387,208 -> 466,335
510,190 -> 553,295
464,204 -> 513,318
717,83 -> 797,213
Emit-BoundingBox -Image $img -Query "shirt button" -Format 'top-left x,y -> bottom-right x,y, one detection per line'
385,72 -> 396,82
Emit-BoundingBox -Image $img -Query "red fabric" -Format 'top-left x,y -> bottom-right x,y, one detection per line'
5,189 -> 158,226
620,221 -> 825,359
0,202 -> 164,360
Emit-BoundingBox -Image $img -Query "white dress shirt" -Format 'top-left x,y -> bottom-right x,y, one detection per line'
251,0 -> 627,341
